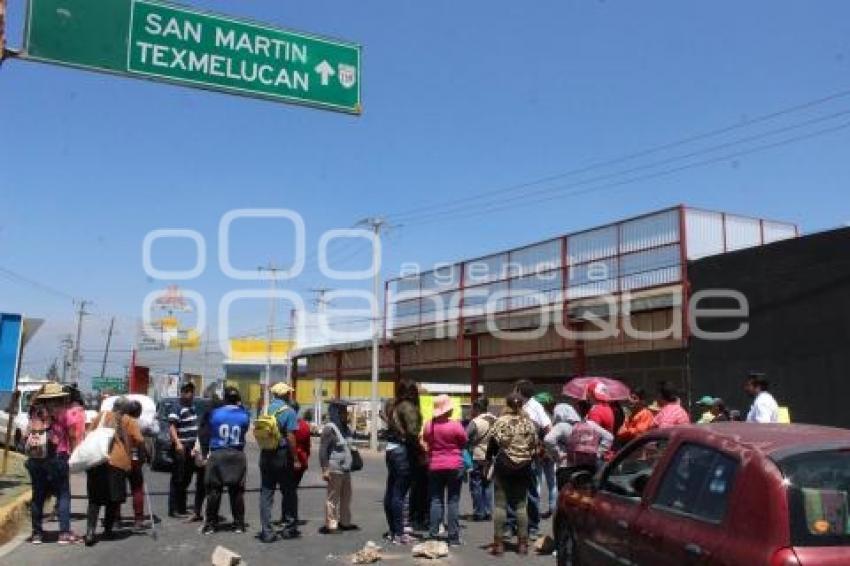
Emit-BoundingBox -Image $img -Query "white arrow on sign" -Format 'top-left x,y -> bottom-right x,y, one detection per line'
314,60 -> 336,86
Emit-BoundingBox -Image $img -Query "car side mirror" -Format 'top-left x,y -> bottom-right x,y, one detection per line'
631,473 -> 650,497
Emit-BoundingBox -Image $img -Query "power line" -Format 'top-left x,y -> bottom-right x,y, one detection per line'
0,266 -> 75,301
400,118 -> 850,229
391,106 -> 850,226
384,86 -> 850,223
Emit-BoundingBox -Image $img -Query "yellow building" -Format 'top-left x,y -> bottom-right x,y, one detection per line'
224,338 -> 295,412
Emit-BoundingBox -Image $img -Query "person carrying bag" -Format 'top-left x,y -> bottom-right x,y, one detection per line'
319,400 -> 360,535
488,393 -> 539,556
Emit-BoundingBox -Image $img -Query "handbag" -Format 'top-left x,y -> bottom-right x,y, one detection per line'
349,445 -> 364,472
25,427 -> 50,460
69,412 -> 115,474
328,422 -> 363,473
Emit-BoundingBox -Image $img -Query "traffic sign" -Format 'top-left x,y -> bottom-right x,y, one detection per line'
0,313 -> 23,392
24,0 -> 361,114
92,376 -> 128,393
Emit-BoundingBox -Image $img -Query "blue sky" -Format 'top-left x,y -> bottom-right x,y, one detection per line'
1,0 -> 849,378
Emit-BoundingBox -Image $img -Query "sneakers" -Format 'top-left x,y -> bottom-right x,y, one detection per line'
391,534 -> 415,545
257,532 -> 279,544
28,533 -> 43,545
318,526 -> 340,535
232,524 -> 246,534
448,538 -> 463,547
201,525 -> 216,536
58,532 -> 82,545
339,524 -> 360,532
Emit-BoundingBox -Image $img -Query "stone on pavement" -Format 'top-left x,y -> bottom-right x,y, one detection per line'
211,545 -> 242,566
412,540 -> 449,559
351,541 -> 382,564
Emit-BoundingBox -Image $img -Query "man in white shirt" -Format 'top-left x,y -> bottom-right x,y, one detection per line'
745,373 -> 779,423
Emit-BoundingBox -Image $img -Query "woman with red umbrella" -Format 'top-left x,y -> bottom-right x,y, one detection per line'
585,380 -> 616,434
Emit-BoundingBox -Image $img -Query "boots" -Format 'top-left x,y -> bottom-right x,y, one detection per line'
490,537 -> 504,556
85,503 -> 98,547
517,537 -> 529,555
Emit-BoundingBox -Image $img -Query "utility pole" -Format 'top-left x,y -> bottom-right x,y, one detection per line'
357,217 -> 385,452
310,287 -> 331,312
70,300 -> 90,385
0,0 -> 7,66
177,343 -> 184,377
100,316 -> 115,379
60,335 -> 73,383
258,263 -> 280,412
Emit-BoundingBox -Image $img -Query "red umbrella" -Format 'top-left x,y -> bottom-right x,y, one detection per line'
563,376 -> 631,402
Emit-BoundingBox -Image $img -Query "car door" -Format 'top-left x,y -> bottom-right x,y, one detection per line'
632,443 -> 739,566
580,437 -> 670,565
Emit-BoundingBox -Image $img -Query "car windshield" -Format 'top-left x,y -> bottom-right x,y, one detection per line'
778,449 -> 850,547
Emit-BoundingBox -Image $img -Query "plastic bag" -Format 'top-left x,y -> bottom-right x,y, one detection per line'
69,414 -> 114,474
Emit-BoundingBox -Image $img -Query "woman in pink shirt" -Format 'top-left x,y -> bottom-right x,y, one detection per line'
653,381 -> 691,429
420,395 -> 467,545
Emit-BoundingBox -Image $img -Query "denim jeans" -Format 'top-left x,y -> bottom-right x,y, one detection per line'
527,459 -> 541,533
259,448 -> 297,537
383,445 -> 412,537
26,454 -> 71,534
538,457 -> 557,513
469,461 -> 493,519
428,468 -> 463,542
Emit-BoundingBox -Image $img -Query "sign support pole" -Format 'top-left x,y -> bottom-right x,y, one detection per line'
0,0 -> 6,64
2,331 -> 24,476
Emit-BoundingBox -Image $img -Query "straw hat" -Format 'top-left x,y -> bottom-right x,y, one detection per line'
37,382 -> 69,400
432,394 -> 454,418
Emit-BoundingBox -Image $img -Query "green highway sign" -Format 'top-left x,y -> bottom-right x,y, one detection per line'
91,376 -> 128,393
24,0 -> 361,114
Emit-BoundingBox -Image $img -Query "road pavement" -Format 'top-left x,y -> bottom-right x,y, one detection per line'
0,442 -> 556,565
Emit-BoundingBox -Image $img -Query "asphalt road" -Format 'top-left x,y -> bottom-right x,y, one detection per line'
0,443 -> 556,565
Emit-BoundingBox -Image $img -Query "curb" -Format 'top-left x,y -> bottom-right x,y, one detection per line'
0,489 -> 31,546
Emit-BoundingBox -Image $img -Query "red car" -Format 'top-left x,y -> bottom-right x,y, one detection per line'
554,423 -> 850,566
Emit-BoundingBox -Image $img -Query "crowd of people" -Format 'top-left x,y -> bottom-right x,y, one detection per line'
19,371 -> 783,554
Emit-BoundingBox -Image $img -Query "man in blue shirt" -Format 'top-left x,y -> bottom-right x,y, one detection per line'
258,381 -> 301,543
202,387 -> 250,535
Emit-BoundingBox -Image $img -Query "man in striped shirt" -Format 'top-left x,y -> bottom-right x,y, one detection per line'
168,382 -> 205,519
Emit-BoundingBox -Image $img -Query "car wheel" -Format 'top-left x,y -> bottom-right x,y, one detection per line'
555,516 -> 580,566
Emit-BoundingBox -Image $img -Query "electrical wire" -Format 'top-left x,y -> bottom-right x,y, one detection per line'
384,86 -> 850,223
390,107 -> 850,226
402,118 -> 850,228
